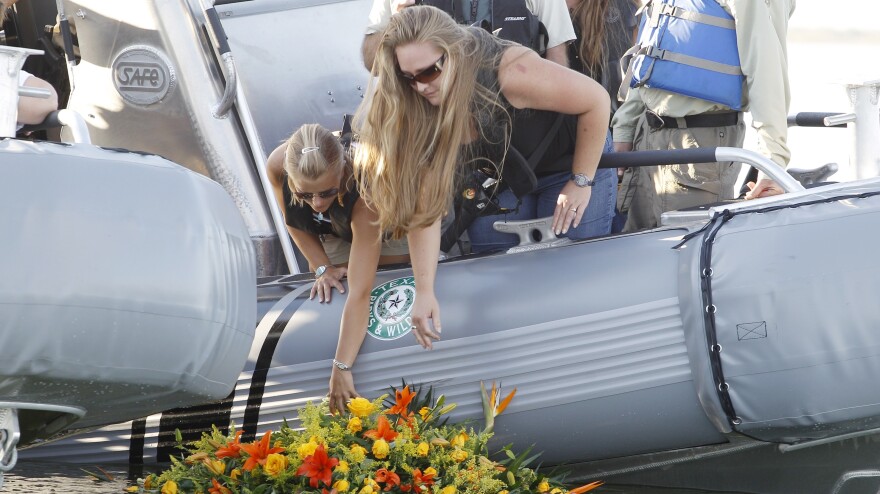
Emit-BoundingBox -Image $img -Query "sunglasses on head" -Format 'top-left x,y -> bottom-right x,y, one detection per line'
398,54 -> 445,85
294,187 -> 339,201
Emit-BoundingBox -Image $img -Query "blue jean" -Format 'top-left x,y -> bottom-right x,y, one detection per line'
468,135 -> 617,253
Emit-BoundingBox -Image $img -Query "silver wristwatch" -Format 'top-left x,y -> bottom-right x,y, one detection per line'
570,173 -> 595,187
315,264 -> 331,278
332,359 -> 351,371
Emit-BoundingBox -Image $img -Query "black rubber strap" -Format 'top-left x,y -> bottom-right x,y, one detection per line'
787,112 -> 847,128
241,294 -> 303,441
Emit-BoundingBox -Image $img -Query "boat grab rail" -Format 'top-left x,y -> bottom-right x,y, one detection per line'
788,111 -> 848,128
204,7 -> 237,119
19,109 -> 92,144
597,146 -> 805,194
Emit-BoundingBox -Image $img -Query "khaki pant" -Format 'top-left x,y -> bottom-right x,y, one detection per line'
322,235 -> 410,266
617,112 -> 746,232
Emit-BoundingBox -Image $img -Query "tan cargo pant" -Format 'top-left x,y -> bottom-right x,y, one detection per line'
617,112 -> 746,232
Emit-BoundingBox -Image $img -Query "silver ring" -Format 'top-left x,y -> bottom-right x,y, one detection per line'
570,208 -> 578,212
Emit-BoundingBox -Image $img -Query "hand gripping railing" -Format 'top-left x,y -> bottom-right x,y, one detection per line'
596,147 -> 805,193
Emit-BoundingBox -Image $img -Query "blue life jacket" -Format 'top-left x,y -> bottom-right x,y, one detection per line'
625,0 -> 744,110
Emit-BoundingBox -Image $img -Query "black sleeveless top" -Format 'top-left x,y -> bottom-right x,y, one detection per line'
469,27 -> 577,182
282,178 -> 359,243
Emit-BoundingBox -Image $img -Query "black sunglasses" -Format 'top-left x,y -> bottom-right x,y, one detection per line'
294,187 -> 339,201
398,54 -> 445,85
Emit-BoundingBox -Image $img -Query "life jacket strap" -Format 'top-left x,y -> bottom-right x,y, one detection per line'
643,45 -> 743,76
650,3 -> 736,29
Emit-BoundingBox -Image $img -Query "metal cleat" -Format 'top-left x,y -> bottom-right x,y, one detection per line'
493,217 -> 572,254
0,408 -> 21,488
787,162 -> 839,186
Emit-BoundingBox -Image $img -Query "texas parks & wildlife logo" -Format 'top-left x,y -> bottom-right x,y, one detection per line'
367,276 -> 416,340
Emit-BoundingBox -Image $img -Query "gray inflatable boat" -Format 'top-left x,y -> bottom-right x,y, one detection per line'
1,140 -> 256,464
19,165 -> 880,473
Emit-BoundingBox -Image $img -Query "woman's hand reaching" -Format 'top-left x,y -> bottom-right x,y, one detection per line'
311,266 -> 348,303
329,367 -> 358,415
410,290 -> 441,350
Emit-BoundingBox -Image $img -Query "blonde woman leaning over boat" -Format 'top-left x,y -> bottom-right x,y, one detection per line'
328,5 -> 609,413
266,124 -> 408,303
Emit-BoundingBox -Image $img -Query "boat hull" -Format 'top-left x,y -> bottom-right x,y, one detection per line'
19,179 -> 880,467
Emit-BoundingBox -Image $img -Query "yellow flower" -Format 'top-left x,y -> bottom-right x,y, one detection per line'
537,481 -> 550,493
358,487 -> 374,494
362,477 -> 380,492
450,449 -> 468,463
499,491 -> 509,494
416,442 -> 430,456
126,487 -> 138,493
161,480 -> 178,494
185,452 -> 209,464
350,444 -> 368,461
451,432 -> 468,448
264,453 -> 289,476
203,458 -> 226,476
335,460 -> 350,473
144,475 -> 154,490
347,416 -> 363,433
372,438 -> 390,459
424,467 -> 438,477
550,489 -> 563,494
440,486 -> 457,494
418,407 -> 431,420
230,469 -> 241,481
347,397 -> 376,417
334,479 -> 351,492
298,436 -> 320,459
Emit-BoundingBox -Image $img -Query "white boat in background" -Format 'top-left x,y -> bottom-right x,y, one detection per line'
3,1 -> 880,492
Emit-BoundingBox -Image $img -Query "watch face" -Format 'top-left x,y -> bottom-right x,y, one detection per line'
572,174 -> 593,187
316,266 -> 327,277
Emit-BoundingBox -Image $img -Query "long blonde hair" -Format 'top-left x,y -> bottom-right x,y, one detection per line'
283,123 -> 351,207
569,0 -> 639,79
354,5 -> 509,239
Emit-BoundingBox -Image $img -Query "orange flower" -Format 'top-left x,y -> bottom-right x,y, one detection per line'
240,431 -> 285,471
569,481 -> 604,493
215,430 -> 244,459
296,444 -> 339,489
375,468 -> 401,491
386,386 -> 416,416
410,468 -> 435,490
208,478 -> 232,494
363,415 -> 398,442
489,381 -> 517,416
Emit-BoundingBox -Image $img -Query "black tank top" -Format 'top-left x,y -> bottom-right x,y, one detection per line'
282,179 -> 359,243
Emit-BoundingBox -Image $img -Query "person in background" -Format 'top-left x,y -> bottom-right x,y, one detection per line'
566,0 -> 639,116
2,0 -> 58,128
328,5 -> 610,413
361,0 -> 576,70
612,0 -> 795,232
565,0 -> 641,233
266,124 -> 409,303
